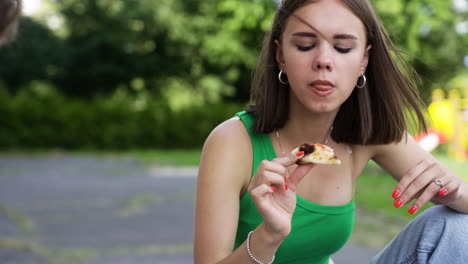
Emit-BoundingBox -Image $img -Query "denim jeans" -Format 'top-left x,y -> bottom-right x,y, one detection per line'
369,205 -> 468,264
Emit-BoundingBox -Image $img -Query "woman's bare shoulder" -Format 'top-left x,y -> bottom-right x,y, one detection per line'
204,116 -> 251,153
199,116 -> 253,191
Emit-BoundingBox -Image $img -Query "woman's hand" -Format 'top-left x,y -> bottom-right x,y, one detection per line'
248,153 -> 314,238
391,158 -> 464,214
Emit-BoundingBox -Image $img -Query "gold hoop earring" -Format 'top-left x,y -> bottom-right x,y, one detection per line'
278,70 -> 288,85
356,74 -> 366,89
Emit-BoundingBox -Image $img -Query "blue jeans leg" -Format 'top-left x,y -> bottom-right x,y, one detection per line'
369,205 -> 468,264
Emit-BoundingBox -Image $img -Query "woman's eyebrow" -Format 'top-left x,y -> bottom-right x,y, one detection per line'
334,34 -> 358,40
292,32 -> 358,40
292,32 -> 318,38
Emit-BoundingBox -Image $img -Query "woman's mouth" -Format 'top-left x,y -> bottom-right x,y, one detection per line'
309,80 -> 335,96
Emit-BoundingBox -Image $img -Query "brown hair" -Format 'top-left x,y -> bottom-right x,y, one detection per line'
0,0 -> 21,45
249,0 -> 427,144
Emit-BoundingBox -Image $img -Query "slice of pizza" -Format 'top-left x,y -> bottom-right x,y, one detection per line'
291,143 -> 341,165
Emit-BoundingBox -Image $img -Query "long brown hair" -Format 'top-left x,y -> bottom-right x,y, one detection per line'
249,0 -> 427,144
0,0 -> 21,45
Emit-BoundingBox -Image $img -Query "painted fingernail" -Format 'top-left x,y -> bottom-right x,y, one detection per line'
391,189 -> 400,199
394,199 -> 404,208
408,205 -> 418,215
439,189 -> 448,196
271,186 -> 276,192
296,151 -> 305,157
285,184 -> 289,190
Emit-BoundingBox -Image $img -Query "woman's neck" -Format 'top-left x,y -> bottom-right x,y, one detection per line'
278,102 -> 338,149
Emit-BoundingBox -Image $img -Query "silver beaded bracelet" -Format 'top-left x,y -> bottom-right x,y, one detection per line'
246,231 -> 276,264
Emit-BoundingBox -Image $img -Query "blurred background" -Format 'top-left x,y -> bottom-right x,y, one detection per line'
0,0 -> 467,263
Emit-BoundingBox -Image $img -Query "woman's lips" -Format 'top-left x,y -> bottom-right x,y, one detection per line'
309,80 -> 335,96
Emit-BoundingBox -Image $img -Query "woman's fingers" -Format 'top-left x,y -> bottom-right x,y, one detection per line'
393,158 -> 463,214
250,163 -> 290,193
250,184 -> 275,198
439,180 -> 460,197
264,171 -> 288,190
287,164 -> 315,192
395,166 -> 441,205
252,152 -> 305,191
257,155 -> 298,180
392,159 -> 438,203
272,151 -> 304,168
393,159 -> 437,199
406,176 -> 452,214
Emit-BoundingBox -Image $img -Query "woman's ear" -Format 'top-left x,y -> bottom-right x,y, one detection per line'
275,39 -> 286,72
361,45 -> 372,72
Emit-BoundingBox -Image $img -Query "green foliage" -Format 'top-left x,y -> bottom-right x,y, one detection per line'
0,0 -> 278,104
0,17 -> 68,93
0,84 -> 243,150
371,0 -> 468,101
1,0 -> 466,104
0,0 -> 467,150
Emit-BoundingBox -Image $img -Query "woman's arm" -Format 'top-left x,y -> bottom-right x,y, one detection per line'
194,118 -> 314,263
371,132 -> 468,214
194,119 -> 283,263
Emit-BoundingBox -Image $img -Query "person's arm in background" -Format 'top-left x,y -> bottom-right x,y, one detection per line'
0,0 -> 21,45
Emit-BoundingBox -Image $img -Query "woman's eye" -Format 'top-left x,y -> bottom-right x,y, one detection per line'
335,47 -> 352,53
296,44 -> 315,51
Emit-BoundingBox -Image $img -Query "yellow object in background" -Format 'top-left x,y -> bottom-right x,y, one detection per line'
428,89 -> 455,141
426,88 -> 467,162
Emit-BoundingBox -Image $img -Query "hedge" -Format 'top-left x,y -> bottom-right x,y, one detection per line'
0,85 -> 245,150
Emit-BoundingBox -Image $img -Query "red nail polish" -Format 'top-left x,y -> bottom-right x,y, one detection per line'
391,189 -> 400,199
285,184 -> 289,190
408,205 -> 418,215
439,189 -> 448,196
394,199 -> 403,208
271,186 -> 276,192
296,151 -> 305,157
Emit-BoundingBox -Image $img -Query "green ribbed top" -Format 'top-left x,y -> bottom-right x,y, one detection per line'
234,111 -> 355,264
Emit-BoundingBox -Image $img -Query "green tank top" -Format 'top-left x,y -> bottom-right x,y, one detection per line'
234,111 -> 355,264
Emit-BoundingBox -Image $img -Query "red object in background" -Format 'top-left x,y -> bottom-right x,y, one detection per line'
414,128 -> 448,144
414,128 -> 448,152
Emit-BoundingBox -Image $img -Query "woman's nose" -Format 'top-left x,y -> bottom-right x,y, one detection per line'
312,49 -> 334,71
314,62 -> 333,71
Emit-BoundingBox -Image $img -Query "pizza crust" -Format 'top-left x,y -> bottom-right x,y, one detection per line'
291,143 -> 341,165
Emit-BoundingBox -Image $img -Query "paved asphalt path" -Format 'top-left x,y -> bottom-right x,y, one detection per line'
0,155 -> 379,264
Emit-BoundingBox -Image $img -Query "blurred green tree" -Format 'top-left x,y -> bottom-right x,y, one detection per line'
55,0 -> 276,107
0,17 -> 67,94
0,0 -> 466,105
371,0 -> 468,100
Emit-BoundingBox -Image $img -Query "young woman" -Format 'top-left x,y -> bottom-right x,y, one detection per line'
194,0 -> 468,263
0,0 -> 21,45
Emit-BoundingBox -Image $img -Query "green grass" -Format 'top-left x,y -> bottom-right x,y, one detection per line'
433,154 -> 468,180
127,149 -> 201,166
0,149 -> 203,167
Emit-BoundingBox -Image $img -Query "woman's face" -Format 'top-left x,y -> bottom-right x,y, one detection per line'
276,0 -> 370,114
